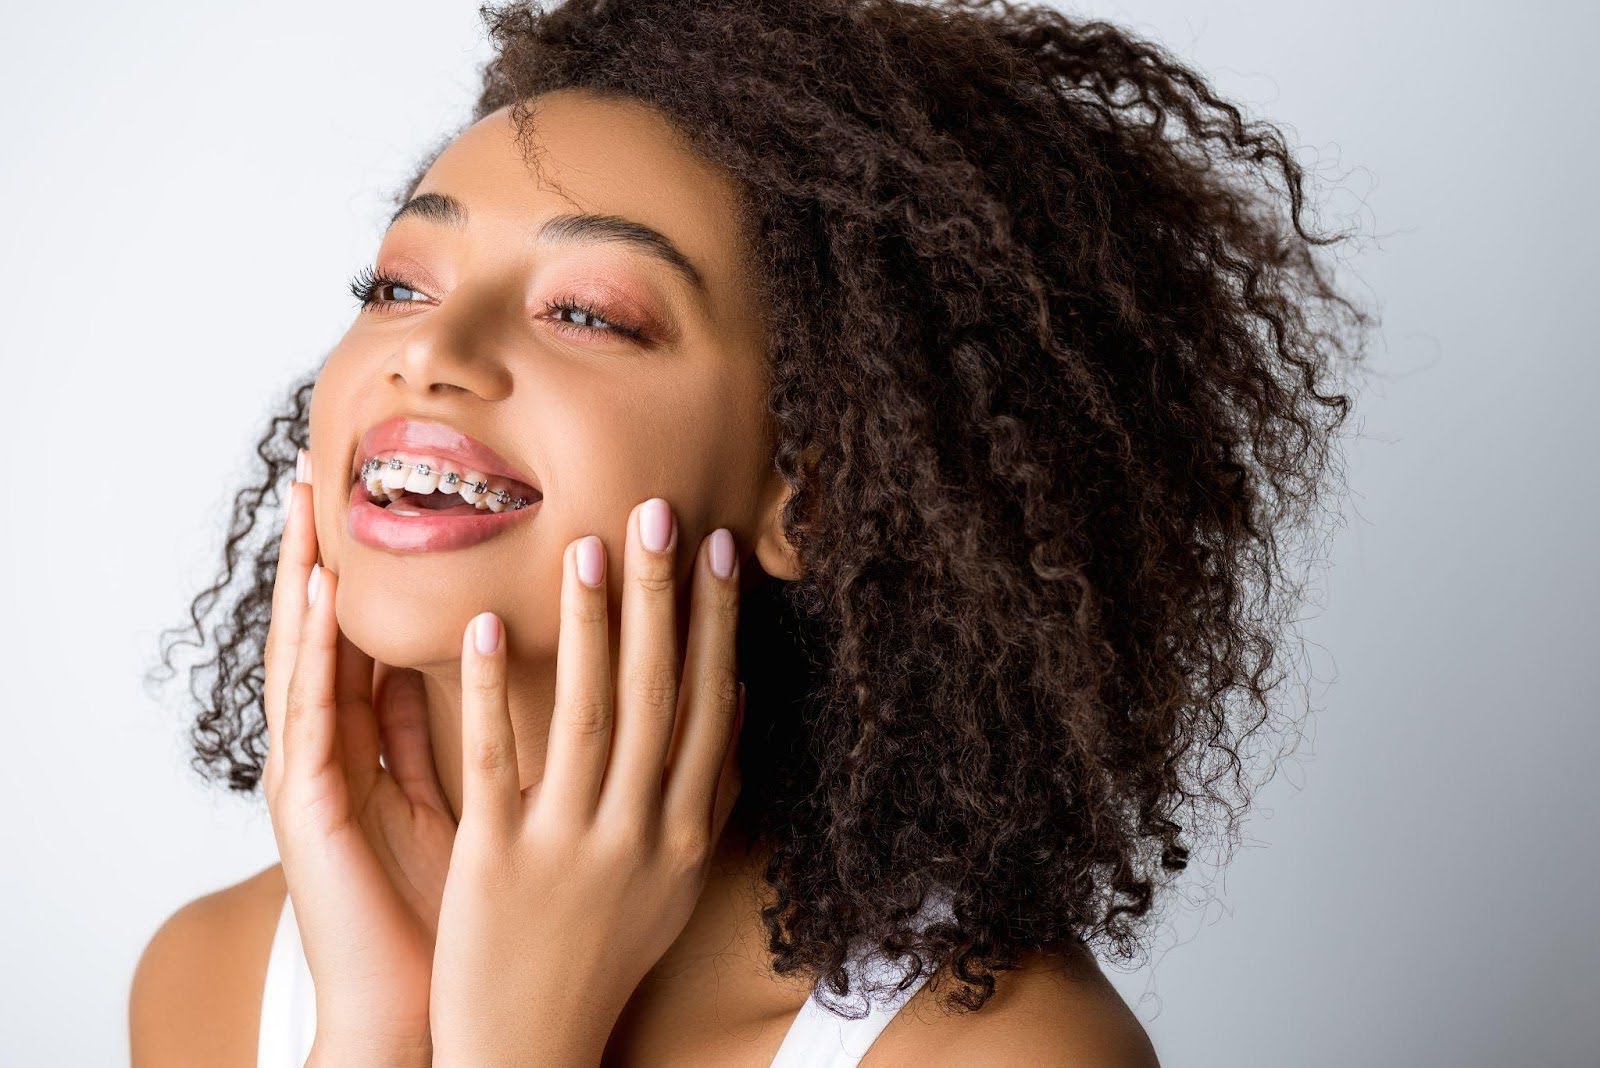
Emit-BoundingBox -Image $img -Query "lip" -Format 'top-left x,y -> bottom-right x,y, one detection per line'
353,415 -> 542,497
348,477 -> 540,553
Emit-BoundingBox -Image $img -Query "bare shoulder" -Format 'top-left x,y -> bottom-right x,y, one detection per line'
862,941 -> 1158,1068
129,862 -> 287,1068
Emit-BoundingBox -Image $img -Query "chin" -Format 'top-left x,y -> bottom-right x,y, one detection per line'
333,564 -> 557,672
333,573 -> 479,671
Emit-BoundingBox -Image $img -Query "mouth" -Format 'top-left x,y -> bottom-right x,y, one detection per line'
357,455 -> 541,515
346,415 -> 544,553
348,476 -> 541,553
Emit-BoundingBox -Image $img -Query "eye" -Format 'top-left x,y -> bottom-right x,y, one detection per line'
346,264 -> 649,344
348,264 -> 427,309
541,297 -> 646,342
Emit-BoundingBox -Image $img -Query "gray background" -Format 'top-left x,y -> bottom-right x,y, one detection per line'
2,1 -> 1596,1064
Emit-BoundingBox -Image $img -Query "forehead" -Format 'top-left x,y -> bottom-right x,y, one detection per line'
411,91 -> 752,311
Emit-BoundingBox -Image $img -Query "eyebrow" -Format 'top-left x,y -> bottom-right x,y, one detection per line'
386,191 -> 708,296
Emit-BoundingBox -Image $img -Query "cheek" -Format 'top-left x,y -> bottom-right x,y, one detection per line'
547,401 -> 737,576
304,353 -> 364,567
548,402 -> 698,511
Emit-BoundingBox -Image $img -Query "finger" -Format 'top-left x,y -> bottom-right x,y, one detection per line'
264,449 -> 318,783
541,534 -> 614,816
460,611 -> 520,830
599,498 -> 681,823
662,527 -> 741,833
282,562 -> 341,786
708,683 -> 745,842
375,664 -> 452,817
334,629 -> 379,800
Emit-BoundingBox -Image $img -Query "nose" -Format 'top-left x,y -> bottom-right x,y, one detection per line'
384,285 -> 516,400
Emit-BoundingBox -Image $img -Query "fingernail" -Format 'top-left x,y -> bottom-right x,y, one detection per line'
295,448 -> 310,485
640,497 -> 674,554
709,528 -> 735,580
307,563 -> 322,605
576,535 -> 605,587
473,611 -> 502,655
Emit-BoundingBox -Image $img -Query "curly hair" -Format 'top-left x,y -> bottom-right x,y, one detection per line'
147,0 -> 1372,1018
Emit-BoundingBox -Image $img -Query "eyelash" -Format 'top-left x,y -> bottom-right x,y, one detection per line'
346,264 -> 646,342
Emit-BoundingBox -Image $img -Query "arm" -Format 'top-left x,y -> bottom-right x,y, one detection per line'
129,864 -> 285,1068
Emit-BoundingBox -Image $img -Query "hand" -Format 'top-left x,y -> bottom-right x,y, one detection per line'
262,449 -> 457,1065
428,497 -> 745,1067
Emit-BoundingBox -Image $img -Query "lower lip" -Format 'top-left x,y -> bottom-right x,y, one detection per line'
347,481 -> 541,553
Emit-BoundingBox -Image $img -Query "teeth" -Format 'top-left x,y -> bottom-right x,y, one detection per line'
404,462 -> 442,495
458,472 -> 491,507
379,458 -> 409,492
358,455 -> 537,513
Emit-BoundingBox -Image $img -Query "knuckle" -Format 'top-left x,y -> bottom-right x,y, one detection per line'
634,662 -> 679,710
712,665 -> 740,708
664,825 -> 711,870
282,690 -> 319,726
473,737 -> 513,774
526,809 -> 585,853
632,568 -> 675,596
709,584 -> 740,625
569,595 -> 609,628
565,696 -> 613,737
468,675 -> 502,703
600,819 -> 654,862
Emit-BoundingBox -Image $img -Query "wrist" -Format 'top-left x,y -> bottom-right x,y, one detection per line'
308,1027 -> 432,1068
432,1015 -> 609,1068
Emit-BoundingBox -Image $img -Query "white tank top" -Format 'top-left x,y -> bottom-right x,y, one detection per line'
258,886 -> 953,1067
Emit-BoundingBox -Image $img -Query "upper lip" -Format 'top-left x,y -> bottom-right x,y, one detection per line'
354,416 -> 542,497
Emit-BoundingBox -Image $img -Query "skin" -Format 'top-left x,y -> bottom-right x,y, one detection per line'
291,85 -> 794,1065
315,93 -> 791,813
129,89 -> 1158,1066
272,472 -> 746,1065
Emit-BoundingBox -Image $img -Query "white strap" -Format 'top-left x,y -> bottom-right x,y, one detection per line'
256,893 -> 317,1068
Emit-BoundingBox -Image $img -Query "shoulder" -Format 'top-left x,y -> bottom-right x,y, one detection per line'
129,862 -> 287,1068
863,941 -> 1158,1068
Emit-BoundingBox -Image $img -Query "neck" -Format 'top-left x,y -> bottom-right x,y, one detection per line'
416,658 -> 557,821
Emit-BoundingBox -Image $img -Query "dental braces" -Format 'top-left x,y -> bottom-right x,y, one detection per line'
360,456 -> 533,511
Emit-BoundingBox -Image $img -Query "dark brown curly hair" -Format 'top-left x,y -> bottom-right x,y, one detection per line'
147,0 -> 1372,1018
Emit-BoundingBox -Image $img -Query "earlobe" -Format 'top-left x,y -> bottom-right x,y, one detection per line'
752,483 -> 803,581
752,441 -> 821,582
751,468 -> 807,583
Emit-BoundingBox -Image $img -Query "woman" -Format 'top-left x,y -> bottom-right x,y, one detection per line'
131,0 -> 1368,1063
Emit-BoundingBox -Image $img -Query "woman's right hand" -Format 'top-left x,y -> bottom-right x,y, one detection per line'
262,448 -> 457,1066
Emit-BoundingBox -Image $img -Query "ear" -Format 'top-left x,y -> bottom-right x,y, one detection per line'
752,443 -> 819,582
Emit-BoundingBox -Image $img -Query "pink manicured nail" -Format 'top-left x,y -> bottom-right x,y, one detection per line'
307,563 -> 322,605
640,498 -> 674,553
576,535 -> 605,587
708,528 -> 735,579
473,612 -> 501,655
295,448 -> 310,485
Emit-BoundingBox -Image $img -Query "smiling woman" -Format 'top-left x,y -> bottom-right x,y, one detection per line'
132,0 -> 1370,1065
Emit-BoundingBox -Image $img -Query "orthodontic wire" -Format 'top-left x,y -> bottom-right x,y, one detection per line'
360,456 -> 533,510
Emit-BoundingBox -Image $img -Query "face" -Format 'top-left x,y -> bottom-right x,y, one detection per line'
307,90 -> 790,677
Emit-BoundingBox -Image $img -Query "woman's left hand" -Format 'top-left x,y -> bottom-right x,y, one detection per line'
429,497 -> 745,1067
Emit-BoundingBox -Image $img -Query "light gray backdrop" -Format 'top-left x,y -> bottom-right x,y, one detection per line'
2,1 -> 1595,1065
